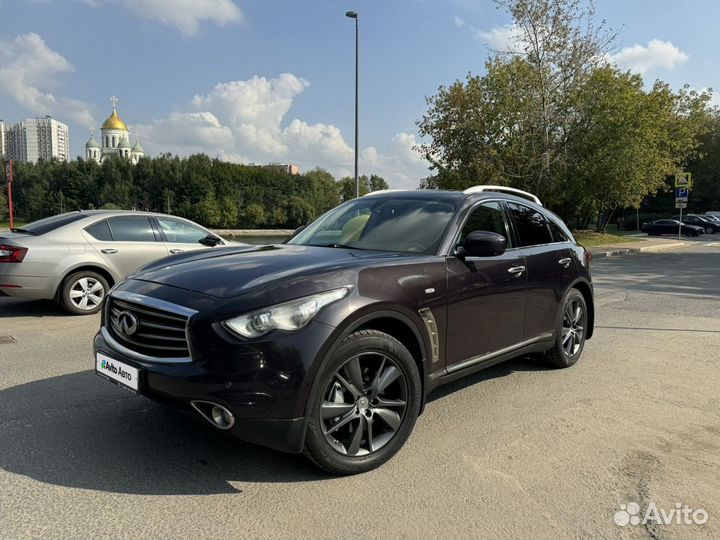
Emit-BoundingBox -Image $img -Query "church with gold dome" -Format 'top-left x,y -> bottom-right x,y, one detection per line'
85,97 -> 145,164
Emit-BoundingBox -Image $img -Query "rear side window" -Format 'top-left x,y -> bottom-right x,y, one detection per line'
17,213 -> 88,235
85,220 -> 113,241
107,216 -> 157,242
460,202 -> 512,248
548,219 -> 570,243
506,202 -> 553,247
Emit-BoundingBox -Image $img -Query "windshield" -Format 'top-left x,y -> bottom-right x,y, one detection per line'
289,197 -> 458,254
14,213 -> 90,235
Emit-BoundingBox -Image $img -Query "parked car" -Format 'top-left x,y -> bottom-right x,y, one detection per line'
0,210 -> 230,314
701,214 -> 720,224
94,186 -> 594,475
706,211 -> 720,218
641,219 -> 704,237
675,214 -> 720,234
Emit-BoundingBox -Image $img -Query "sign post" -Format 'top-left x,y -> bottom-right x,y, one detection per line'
674,173 -> 692,241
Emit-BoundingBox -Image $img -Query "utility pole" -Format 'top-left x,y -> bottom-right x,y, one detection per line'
346,10 -> 360,198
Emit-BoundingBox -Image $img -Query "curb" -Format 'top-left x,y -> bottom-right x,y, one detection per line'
590,242 -> 686,258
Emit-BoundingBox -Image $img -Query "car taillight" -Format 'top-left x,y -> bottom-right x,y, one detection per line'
585,250 -> 592,268
0,245 -> 28,263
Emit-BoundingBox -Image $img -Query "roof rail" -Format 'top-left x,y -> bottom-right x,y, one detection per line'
362,189 -> 405,197
463,185 -> 542,206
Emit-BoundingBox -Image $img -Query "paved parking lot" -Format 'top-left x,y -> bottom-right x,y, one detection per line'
1,238 -> 719,539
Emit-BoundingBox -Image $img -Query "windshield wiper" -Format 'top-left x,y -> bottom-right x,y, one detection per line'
310,243 -> 365,250
10,228 -> 35,235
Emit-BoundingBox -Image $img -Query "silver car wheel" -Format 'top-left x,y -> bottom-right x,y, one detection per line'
561,299 -> 585,357
68,277 -> 105,310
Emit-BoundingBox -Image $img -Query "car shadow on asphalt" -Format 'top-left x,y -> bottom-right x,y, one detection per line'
0,371 -> 327,494
0,358 -> 551,495
0,298 -> 68,318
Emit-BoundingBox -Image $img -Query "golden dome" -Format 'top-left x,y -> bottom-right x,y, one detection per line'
101,109 -> 129,131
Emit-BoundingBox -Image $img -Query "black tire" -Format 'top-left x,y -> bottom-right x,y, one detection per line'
304,330 -> 422,475
705,227 -> 714,234
60,270 -> 109,315
543,289 -> 588,368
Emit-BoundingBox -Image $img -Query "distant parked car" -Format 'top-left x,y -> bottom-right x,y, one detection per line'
641,219 -> 704,237
677,214 -> 720,234
706,211 -> 720,218
0,211 -> 232,314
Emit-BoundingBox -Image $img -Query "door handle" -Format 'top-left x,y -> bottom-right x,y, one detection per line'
508,265 -> 526,276
101,248 -> 118,254
558,257 -> 571,268
169,249 -> 184,254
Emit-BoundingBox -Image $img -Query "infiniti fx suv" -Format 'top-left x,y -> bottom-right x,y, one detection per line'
93,186 -> 594,474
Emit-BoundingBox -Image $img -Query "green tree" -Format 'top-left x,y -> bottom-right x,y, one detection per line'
244,203 -> 267,228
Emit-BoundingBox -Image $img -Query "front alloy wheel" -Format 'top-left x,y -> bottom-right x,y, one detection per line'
320,353 -> 408,456
304,330 -> 421,475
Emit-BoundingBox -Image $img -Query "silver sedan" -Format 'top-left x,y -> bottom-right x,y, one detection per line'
0,210 -> 232,314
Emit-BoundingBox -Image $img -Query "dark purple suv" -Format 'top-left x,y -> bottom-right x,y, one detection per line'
93,187 -> 594,474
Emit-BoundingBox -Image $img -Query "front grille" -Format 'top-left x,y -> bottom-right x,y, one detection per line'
107,297 -> 190,358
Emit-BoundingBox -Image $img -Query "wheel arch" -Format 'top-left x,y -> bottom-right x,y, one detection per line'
568,278 -> 594,339
55,263 -> 117,300
314,308 -> 430,415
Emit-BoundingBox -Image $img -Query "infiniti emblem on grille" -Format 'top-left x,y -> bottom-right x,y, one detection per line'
117,311 -> 139,336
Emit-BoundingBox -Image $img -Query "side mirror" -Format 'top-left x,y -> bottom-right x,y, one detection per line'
460,231 -> 507,257
200,234 -> 222,247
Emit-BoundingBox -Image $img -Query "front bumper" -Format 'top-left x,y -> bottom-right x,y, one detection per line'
93,314 -> 337,454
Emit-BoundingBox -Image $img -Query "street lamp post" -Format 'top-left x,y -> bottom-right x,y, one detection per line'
346,10 -> 359,198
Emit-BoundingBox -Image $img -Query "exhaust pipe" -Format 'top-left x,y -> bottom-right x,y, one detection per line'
190,400 -> 235,430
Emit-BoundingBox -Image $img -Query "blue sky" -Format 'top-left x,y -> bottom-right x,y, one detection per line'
1,0 -> 718,187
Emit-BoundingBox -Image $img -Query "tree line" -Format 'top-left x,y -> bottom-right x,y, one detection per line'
418,0 -> 720,231
1,154 -> 389,229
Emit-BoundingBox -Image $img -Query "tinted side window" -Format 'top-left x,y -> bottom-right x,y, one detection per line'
85,220 -> 113,241
460,202 -> 512,248
548,219 -> 570,243
107,216 -> 157,242
506,202 -> 552,247
156,217 -> 209,244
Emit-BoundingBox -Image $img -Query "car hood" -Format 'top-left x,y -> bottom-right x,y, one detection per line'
132,243 -> 401,298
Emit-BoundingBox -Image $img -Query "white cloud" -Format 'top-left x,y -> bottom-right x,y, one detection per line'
0,33 -> 95,126
135,73 -> 430,188
611,39 -> 689,75
81,0 -> 242,36
361,133 -> 430,189
454,17 -> 524,52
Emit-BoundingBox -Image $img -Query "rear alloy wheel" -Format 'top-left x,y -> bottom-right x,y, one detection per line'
543,289 -> 588,368
304,330 -> 421,475
706,226 -> 714,234
61,271 -> 109,315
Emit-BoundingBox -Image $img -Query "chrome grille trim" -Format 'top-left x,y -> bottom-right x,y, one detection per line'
103,291 -> 197,364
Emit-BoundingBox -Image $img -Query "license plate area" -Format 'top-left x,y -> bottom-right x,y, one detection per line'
95,352 -> 140,393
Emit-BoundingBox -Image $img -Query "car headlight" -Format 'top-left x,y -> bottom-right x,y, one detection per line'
223,287 -> 350,339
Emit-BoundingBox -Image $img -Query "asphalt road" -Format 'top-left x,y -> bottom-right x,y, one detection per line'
1,237 -> 719,539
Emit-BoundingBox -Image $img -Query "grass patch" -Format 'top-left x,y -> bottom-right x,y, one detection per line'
572,229 -> 644,247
